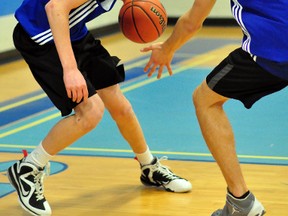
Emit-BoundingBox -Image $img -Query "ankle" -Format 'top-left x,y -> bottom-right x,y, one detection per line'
25,142 -> 53,168
228,189 -> 250,199
135,147 -> 154,165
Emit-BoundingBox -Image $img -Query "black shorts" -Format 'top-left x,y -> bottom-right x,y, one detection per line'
13,23 -> 125,116
206,48 -> 288,109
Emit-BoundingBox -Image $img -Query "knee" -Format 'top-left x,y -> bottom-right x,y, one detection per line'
74,99 -> 105,133
192,81 -> 227,111
192,84 -> 205,110
109,100 -> 134,122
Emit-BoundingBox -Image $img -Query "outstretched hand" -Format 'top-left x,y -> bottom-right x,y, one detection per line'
141,42 -> 174,79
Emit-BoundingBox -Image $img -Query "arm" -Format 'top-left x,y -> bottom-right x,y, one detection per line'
45,0 -> 89,103
141,0 -> 216,79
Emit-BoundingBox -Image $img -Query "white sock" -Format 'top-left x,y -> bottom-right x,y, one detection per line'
25,142 -> 53,168
135,147 -> 154,165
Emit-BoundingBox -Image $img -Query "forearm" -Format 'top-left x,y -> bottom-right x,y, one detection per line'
163,0 -> 216,53
45,1 -> 78,71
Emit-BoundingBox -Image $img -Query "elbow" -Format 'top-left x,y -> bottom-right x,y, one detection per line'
45,1 -> 58,17
45,0 -> 70,19
186,22 -> 203,34
45,0 -> 65,14
45,1 -> 53,14
179,17 -> 203,35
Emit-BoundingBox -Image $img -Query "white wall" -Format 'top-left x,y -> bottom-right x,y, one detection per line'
0,0 -> 232,54
164,0 -> 231,18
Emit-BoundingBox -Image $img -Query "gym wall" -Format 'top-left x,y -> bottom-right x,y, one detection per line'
0,0 -> 232,57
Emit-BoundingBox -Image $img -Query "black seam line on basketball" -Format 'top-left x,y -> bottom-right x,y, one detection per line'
140,0 -> 167,16
131,2 -> 145,43
133,5 -> 161,43
120,6 -> 132,40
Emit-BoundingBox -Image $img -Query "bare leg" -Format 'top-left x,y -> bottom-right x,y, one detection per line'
193,81 -> 248,197
42,94 -> 105,155
97,84 -> 192,193
97,84 -> 147,154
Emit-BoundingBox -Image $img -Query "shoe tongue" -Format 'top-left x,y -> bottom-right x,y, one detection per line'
20,163 -> 35,174
22,160 -> 42,171
151,157 -> 158,165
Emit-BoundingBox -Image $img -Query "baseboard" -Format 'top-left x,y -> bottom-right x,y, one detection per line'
168,17 -> 238,26
0,49 -> 22,65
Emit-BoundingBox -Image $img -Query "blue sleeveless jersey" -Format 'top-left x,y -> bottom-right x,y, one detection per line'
15,0 -> 117,45
231,0 -> 288,79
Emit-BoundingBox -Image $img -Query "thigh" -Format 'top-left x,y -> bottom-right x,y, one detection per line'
13,24 -> 96,116
195,80 -> 229,107
97,84 -> 130,112
74,93 -> 104,117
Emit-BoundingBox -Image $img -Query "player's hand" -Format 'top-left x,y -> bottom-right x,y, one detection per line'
141,42 -> 173,79
63,68 -> 88,103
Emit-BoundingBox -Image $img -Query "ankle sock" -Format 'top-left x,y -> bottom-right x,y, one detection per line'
229,190 -> 250,200
135,147 -> 154,165
25,142 -> 53,168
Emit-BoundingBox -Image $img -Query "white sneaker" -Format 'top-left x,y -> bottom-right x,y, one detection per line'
7,158 -> 51,216
140,157 -> 192,193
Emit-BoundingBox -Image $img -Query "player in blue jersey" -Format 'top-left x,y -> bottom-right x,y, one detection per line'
142,0 -> 288,215
7,0 -> 192,215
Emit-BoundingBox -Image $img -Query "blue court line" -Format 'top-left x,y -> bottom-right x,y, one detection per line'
1,62 -> 287,165
0,54 -> 216,138
0,54 -> 189,127
0,38 -> 239,127
0,52 -> 216,139
1,144 -> 288,166
2,37 -> 287,167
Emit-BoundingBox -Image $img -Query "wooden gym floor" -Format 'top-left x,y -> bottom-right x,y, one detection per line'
0,27 -> 288,215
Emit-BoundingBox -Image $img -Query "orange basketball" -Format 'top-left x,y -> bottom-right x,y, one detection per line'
118,0 -> 167,43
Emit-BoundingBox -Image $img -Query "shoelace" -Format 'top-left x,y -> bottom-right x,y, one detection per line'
154,156 -> 180,181
32,162 -> 50,201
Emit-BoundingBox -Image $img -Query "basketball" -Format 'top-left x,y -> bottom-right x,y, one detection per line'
118,0 -> 167,44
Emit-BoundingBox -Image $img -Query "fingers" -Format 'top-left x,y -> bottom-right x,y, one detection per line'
82,87 -> 89,102
157,66 -> 164,79
145,62 -> 173,79
140,47 -> 152,53
72,89 -> 78,102
67,85 -> 88,103
167,65 -> 173,76
67,88 -> 72,99
147,64 -> 158,78
144,60 -> 153,72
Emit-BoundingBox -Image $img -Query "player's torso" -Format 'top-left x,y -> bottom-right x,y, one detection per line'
230,0 -> 288,63
15,0 -> 117,45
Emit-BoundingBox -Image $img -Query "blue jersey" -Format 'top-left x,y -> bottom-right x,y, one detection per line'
231,0 -> 288,79
15,0 -> 117,45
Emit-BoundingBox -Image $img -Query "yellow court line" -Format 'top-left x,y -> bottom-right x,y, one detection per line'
0,59 -> 147,113
0,113 -> 61,138
124,58 -> 151,70
1,53 -> 213,112
122,54 -> 216,93
0,144 -> 288,161
0,93 -> 47,113
0,54 -> 215,138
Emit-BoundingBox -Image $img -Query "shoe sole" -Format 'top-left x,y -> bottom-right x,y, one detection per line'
248,197 -> 266,216
248,209 -> 266,216
141,178 -> 176,192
